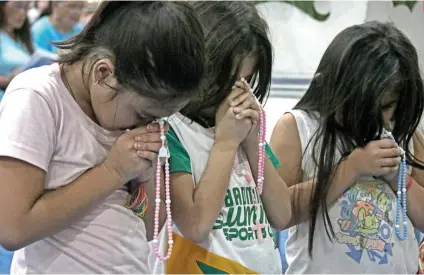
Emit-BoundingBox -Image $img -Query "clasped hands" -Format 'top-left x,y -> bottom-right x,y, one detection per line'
214,78 -> 263,147
104,122 -> 168,185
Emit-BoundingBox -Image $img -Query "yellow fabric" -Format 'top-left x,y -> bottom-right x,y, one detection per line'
165,233 -> 257,274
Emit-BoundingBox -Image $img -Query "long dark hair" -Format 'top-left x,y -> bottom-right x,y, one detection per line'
0,1 -> 34,54
54,1 -> 205,101
294,21 -> 424,256
183,1 -> 273,117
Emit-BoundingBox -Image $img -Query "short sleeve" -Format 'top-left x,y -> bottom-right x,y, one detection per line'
167,127 -> 192,174
0,89 -> 56,172
265,143 -> 281,168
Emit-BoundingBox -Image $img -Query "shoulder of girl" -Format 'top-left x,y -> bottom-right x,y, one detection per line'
274,112 -> 297,132
166,125 -> 179,140
165,125 -> 192,174
166,126 -> 188,154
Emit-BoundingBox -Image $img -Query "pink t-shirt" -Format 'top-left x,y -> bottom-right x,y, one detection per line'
0,64 -> 150,273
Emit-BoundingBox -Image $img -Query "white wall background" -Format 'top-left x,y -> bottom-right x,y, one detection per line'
366,1 -> 424,70
256,1 -> 368,76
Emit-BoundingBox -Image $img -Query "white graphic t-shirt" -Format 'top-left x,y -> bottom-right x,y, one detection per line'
285,109 -> 419,274
150,113 -> 282,274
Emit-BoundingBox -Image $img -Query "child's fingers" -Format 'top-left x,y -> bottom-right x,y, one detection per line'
230,92 -> 250,108
134,141 -> 163,153
378,156 -> 401,168
375,138 -> 399,149
227,87 -> 245,103
232,92 -> 260,111
235,109 -> 260,124
379,147 -> 402,158
229,79 -> 260,111
136,151 -> 158,162
233,96 -> 255,114
235,79 -> 253,94
146,122 -> 169,133
379,165 -> 399,175
234,80 -> 245,90
242,77 -> 261,109
241,78 -> 253,93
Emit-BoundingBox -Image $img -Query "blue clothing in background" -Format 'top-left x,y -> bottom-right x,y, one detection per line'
279,230 -> 289,273
0,91 -> 3,102
416,229 -> 423,244
0,246 -> 12,274
32,16 -> 83,54
0,31 -> 31,77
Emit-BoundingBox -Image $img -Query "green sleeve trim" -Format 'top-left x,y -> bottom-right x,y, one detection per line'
265,143 -> 281,168
166,127 -> 192,174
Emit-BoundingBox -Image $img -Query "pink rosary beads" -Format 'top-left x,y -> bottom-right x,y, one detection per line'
149,85 -> 267,262
152,119 -> 173,261
238,78 -> 267,241
257,108 -> 266,194
251,108 -> 267,240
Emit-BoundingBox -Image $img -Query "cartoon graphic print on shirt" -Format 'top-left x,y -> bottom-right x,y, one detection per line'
335,179 -> 395,265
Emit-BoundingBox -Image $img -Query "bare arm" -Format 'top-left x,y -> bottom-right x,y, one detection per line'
0,157 -> 125,251
242,142 -> 291,230
412,131 -> 424,189
284,162 -> 357,227
404,133 -> 424,232
170,141 -> 238,243
270,113 -> 357,227
404,179 -> 424,232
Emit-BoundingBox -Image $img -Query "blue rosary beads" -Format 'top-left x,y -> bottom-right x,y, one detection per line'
382,129 -> 408,240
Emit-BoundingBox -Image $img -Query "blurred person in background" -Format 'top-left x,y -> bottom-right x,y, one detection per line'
79,1 -> 99,26
27,1 -> 41,24
32,0 -> 85,54
0,1 -> 34,96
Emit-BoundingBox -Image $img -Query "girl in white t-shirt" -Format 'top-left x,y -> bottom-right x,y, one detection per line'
150,2 -> 291,274
271,21 -> 424,273
0,1 -> 206,274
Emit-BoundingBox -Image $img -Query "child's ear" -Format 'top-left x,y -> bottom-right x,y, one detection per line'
92,59 -> 115,86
